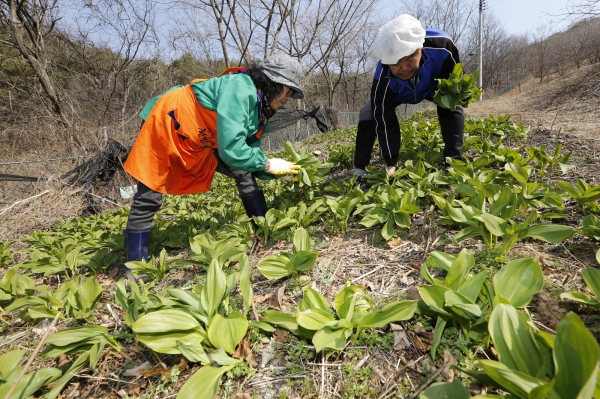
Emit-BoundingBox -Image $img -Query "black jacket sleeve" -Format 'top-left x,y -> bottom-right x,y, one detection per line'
370,70 -> 401,167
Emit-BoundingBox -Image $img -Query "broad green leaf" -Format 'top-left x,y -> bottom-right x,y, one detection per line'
136,330 -> 205,354
424,251 -> 456,272
292,250 -> 319,271
458,271 -> 488,303
293,227 -> 311,252
382,218 -> 395,241
5,296 -> 47,312
494,258 -> 543,308
582,268 -> 600,299
260,310 -> 299,332
473,213 -> 508,237
444,290 -> 482,321
553,312 -> 598,399
478,360 -> 550,398
132,309 -> 200,334
296,308 -> 336,331
419,285 -> 451,316
0,367 -> 62,399
333,285 -> 373,315
523,224 -> 576,243
312,319 -> 353,352
257,254 -> 294,280
299,288 -> 331,313
201,259 -> 227,320
239,254 -> 253,316
207,312 -> 248,354
248,320 -> 276,332
43,325 -> 111,348
44,353 -> 89,399
206,348 -> 242,366
355,300 -> 417,335
559,293 -> 600,309
176,364 -> 236,399
420,380 -> 471,399
0,350 -> 25,380
445,249 -> 475,291
488,304 -> 546,378
176,337 -> 207,363
336,293 -> 358,323
430,316 -> 447,359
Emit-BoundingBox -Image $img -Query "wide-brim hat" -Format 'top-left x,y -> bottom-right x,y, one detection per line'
259,53 -> 304,99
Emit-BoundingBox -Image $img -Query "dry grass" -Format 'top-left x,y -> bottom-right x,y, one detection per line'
0,180 -> 88,241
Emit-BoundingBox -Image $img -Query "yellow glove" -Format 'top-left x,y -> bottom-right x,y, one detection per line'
266,158 -> 301,176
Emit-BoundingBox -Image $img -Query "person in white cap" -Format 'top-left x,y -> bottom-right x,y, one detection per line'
122,53 -> 303,280
353,14 -> 464,181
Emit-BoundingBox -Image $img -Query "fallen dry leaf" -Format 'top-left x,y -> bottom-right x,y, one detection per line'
274,328 -> 290,347
253,293 -> 272,304
56,354 -> 69,368
235,393 -> 252,399
388,238 -> 404,248
233,337 -> 258,368
123,361 -> 152,377
125,378 -> 147,396
390,324 -> 411,351
268,284 -> 286,310
406,286 -> 421,300
441,350 -> 458,382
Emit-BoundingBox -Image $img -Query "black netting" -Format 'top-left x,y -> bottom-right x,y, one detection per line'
61,139 -> 130,189
269,105 -> 339,133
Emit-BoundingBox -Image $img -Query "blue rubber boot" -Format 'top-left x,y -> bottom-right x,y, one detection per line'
123,230 -> 150,281
240,190 -> 268,218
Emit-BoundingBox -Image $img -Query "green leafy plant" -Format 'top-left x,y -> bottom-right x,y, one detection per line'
257,227 -> 318,280
555,178 -> 600,214
433,63 -> 481,111
458,305 -> 599,399
5,275 -> 104,321
0,350 -> 61,399
560,267 -> 600,309
355,186 -> 419,241
40,325 -> 122,399
262,283 -> 417,352
125,248 -> 179,280
419,249 -> 544,357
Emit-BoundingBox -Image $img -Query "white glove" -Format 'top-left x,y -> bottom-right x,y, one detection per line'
265,158 -> 300,176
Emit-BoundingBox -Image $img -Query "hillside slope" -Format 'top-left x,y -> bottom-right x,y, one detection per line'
465,62 -> 600,139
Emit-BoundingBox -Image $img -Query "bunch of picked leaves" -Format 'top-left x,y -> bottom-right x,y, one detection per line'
433,63 -> 481,111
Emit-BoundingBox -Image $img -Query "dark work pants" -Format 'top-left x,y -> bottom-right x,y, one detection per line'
126,155 -> 260,231
353,100 -> 465,169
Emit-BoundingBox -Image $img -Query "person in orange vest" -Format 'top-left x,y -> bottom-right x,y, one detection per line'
123,53 -> 303,280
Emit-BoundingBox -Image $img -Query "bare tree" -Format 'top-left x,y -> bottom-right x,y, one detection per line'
0,0 -> 72,126
567,0 -> 600,17
399,0 -> 478,48
61,0 -> 161,129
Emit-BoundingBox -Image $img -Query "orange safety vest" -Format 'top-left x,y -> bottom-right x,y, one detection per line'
124,81 -> 219,195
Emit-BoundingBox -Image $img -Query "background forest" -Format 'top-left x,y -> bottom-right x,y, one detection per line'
0,0 -> 599,147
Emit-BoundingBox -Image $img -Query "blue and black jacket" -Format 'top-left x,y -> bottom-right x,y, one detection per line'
370,28 -> 460,165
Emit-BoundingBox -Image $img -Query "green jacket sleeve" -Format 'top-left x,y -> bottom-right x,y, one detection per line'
215,78 -> 269,172
139,86 -> 182,120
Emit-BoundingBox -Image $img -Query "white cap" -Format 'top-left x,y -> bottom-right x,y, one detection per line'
371,14 -> 425,65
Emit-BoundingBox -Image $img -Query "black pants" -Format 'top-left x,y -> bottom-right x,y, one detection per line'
353,100 -> 464,169
126,155 -> 260,231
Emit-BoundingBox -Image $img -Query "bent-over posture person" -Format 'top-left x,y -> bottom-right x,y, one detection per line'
354,14 -> 464,180
123,53 -> 303,279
